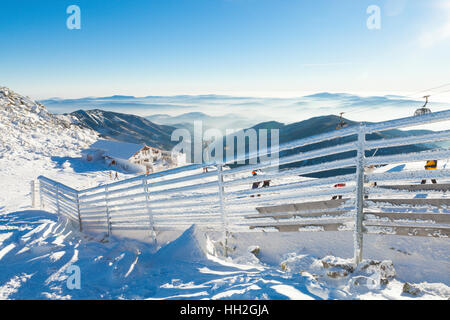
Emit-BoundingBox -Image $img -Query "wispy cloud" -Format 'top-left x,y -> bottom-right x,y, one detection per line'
419,22 -> 450,48
384,0 -> 408,17
300,62 -> 358,68
419,0 -> 450,47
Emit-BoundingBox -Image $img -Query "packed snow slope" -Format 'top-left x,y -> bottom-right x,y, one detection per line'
1,214 -> 449,300
0,87 -> 135,213
0,87 -> 98,160
0,87 -> 449,300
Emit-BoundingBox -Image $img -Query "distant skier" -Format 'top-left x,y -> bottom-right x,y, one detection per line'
114,171 -> 119,181
250,170 -> 272,198
332,183 -> 346,200
249,170 -> 261,197
251,170 -> 261,190
421,160 -> 438,184
364,164 -> 378,199
365,165 -> 377,186
203,140 -> 211,174
262,180 -> 271,188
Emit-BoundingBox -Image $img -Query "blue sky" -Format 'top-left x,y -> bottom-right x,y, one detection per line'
1,0 -> 450,100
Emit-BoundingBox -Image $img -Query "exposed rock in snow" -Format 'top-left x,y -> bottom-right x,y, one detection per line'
0,87 -> 98,161
280,253 -> 318,273
231,245 -> 261,266
0,87 -> 118,213
403,282 -> 421,295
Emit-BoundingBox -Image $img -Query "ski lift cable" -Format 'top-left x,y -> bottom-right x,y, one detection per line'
341,93 -> 424,117
328,83 -> 450,123
361,89 -> 449,117
429,88 -> 450,97
340,86 -> 449,117
346,103 -> 402,116
402,82 -> 450,99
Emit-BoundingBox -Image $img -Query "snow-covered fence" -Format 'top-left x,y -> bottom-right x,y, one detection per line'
36,110 -> 450,263
38,176 -> 82,230
30,180 -> 38,208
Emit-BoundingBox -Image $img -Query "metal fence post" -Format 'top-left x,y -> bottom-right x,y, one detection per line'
142,177 -> 156,243
105,185 -> 111,236
31,180 -> 36,208
354,123 -> 366,265
76,192 -> 82,232
217,164 -> 229,257
56,185 -> 61,215
39,180 -> 44,209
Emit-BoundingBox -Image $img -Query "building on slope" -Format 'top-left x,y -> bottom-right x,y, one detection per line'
82,139 -> 186,174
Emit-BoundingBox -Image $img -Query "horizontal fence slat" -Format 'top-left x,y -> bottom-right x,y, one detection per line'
366,149 -> 450,166
38,176 -> 79,195
40,182 -> 77,202
366,169 -> 450,183
256,198 -> 352,214
365,130 -> 450,150
376,184 -> 450,192
365,198 -> 450,208
364,224 -> 450,238
249,221 -> 352,232
147,170 -> 218,189
41,193 -> 78,216
223,141 -> 357,177
246,209 -> 351,221
364,109 -> 450,134
78,164 -> 205,195
41,188 -> 78,210
364,212 -> 450,224
148,193 -> 219,206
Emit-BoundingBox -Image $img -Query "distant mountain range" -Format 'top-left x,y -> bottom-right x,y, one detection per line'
146,112 -> 255,132
218,115 -> 436,177
63,108 -> 440,177
40,92 -> 450,128
67,109 -> 177,150
3,86 -> 445,178
249,115 -> 434,146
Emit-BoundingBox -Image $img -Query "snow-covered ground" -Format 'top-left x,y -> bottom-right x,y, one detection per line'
1,214 -> 449,300
0,87 -> 449,300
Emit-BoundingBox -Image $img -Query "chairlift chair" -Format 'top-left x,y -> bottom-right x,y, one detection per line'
336,112 -> 349,130
414,95 -> 432,116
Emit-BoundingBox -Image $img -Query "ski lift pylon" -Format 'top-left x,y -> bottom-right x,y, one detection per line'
336,112 -> 348,130
414,95 -> 432,116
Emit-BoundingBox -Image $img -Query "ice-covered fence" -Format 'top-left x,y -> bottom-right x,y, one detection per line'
38,176 -> 82,228
75,164 -> 226,239
240,110 -> 450,263
35,110 -> 450,263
